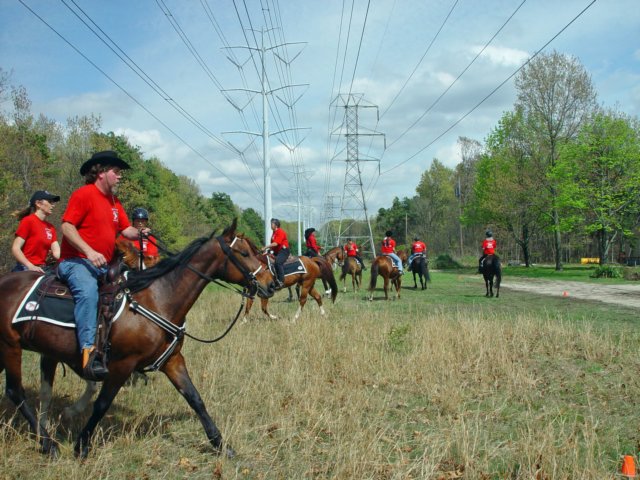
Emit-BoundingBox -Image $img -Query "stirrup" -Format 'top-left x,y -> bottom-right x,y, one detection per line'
82,347 -> 108,381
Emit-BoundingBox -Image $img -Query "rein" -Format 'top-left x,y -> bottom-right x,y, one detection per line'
125,231 -> 268,364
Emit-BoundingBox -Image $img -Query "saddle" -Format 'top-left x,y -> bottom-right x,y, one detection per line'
17,256 -> 129,366
266,253 -> 307,277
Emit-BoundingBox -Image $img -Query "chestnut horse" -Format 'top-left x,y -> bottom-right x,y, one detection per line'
0,219 -> 274,458
339,256 -> 362,292
368,255 -> 403,300
243,244 -> 338,321
323,246 -> 344,269
40,239 -> 165,424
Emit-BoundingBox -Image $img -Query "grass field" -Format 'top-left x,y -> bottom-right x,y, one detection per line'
1,267 -> 639,479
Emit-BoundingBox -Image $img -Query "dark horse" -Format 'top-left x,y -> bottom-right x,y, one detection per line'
0,219 -> 274,458
368,255 -> 402,300
340,256 -> 362,292
481,254 -> 501,298
410,254 -> 430,290
244,243 -> 338,321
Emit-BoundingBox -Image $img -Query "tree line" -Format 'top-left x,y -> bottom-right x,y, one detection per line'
375,51 -> 640,268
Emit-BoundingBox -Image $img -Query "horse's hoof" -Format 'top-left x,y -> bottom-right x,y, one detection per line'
40,440 -> 59,459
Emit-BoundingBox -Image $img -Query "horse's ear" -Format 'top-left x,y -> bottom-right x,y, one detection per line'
222,218 -> 238,238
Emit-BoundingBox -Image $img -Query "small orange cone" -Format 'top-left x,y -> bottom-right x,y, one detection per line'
622,455 -> 637,477
562,291 -> 569,297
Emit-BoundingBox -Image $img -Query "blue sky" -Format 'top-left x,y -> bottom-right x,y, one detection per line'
2,0 -> 639,225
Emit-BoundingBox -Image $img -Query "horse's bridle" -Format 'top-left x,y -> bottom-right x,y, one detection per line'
184,235 -> 269,299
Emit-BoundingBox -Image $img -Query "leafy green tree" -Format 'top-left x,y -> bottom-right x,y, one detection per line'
555,110 -> 640,264
515,51 -> 597,270
239,207 -> 263,245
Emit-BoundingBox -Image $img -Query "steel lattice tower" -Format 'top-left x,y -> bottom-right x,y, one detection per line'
331,93 -> 384,256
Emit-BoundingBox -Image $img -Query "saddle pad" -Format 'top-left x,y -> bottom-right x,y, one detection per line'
12,276 -> 127,328
283,258 -> 307,277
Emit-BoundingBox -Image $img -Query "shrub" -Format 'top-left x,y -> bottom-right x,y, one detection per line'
590,264 -> 622,278
622,267 -> 640,281
434,253 -> 462,269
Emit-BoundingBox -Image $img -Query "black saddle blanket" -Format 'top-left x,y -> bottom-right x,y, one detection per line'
12,276 -> 127,328
283,257 -> 307,277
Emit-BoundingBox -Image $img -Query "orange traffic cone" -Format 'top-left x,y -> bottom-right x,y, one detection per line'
622,455 -> 637,478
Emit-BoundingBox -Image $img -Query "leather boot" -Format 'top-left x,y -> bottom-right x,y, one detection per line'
82,346 -> 109,381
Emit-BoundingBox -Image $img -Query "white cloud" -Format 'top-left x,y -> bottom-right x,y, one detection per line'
472,45 -> 529,67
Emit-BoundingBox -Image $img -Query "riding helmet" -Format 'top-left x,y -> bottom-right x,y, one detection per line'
385,230 -> 393,237
132,207 -> 149,220
414,236 -> 420,241
486,230 -> 493,237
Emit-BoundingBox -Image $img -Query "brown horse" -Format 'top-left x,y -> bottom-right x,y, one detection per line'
244,245 -> 338,321
368,255 -> 402,300
0,219 -> 274,458
323,246 -> 344,269
340,256 -> 362,292
40,238 -> 164,424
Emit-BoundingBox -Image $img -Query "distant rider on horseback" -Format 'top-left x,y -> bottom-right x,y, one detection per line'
381,230 -> 403,275
263,218 -> 289,290
407,236 -> 426,271
344,238 -> 366,270
304,227 -> 321,257
478,230 -> 497,273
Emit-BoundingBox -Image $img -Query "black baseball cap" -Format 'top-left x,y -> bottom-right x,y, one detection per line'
30,190 -> 60,206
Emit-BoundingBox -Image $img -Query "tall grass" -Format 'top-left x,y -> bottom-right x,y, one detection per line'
1,277 -> 639,479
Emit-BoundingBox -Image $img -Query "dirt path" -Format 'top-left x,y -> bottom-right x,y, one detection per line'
501,279 -> 640,310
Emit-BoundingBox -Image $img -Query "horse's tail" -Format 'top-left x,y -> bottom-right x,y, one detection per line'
313,257 -> 338,303
494,257 -> 502,288
369,260 -> 379,291
423,257 -> 431,282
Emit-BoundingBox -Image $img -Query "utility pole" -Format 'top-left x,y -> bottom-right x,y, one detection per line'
331,93 -> 385,257
222,29 -> 307,245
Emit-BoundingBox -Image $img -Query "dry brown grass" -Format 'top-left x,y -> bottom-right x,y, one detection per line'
2,283 -> 640,479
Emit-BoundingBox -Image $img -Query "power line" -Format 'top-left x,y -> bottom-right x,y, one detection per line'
382,0 -> 598,175
19,0 -> 261,203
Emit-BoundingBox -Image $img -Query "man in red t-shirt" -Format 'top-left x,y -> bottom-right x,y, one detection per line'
479,230 -> 497,273
58,151 -> 151,381
343,238 -> 366,270
407,236 -> 427,271
381,230 -> 403,274
263,218 -> 289,289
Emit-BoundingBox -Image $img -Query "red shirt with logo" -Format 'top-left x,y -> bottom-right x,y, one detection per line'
411,241 -> 426,254
60,184 -> 130,262
306,234 -> 320,254
381,237 -> 396,254
15,214 -> 57,265
344,242 -> 359,257
271,227 -> 289,254
482,238 -> 496,255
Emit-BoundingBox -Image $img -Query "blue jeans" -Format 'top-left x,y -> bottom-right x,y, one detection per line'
384,253 -> 403,272
58,258 -> 107,351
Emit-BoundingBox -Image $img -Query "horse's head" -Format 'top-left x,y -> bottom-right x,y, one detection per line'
218,221 -> 275,298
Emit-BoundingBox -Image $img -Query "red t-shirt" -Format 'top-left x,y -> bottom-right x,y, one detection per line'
60,184 -> 130,262
344,242 -> 358,257
381,237 -> 396,254
306,234 -> 320,253
117,234 -> 159,257
482,238 -> 496,255
15,214 -> 57,265
412,241 -> 426,254
271,227 -> 289,254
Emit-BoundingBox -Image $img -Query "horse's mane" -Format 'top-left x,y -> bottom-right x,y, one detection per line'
125,232 -> 215,293
239,234 -> 262,256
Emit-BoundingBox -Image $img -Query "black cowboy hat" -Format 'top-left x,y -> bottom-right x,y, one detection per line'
304,227 -> 315,239
80,150 -> 131,176
29,190 -> 60,206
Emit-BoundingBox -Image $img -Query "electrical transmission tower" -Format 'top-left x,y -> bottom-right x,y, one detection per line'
331,93 -> 385,257
320,192 -> 340,246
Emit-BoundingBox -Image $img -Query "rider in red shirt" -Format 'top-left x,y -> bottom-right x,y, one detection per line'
263,218 -> 289,289
117,207 -> 160,269
407,236 -> 427,271
381,230 -> 403,274
304,228 -> 321,257
479,230 -> 497,273
343,238 -> 366,270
